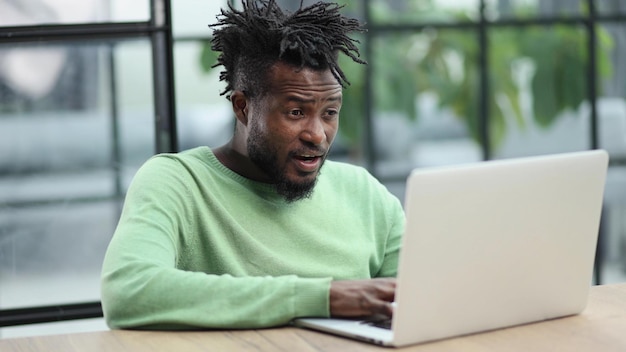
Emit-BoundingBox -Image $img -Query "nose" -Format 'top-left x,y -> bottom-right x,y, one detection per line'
300,117 -> 326,146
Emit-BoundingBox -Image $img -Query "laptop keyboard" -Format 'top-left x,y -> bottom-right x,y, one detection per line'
361,317 -> 392,330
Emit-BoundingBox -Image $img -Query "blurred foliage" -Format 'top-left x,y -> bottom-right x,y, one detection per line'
336,42 -> 366,146
198,0 -> 614,150
200,43 -> 219,74
358,0 -> 614,149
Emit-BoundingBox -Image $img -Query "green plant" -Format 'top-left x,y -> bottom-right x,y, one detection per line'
360,0 -> 614,150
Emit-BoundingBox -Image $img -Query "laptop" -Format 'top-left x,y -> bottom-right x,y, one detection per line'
292,149 -> 609,347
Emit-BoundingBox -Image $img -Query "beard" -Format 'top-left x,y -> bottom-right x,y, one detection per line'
247,121 -> 323,203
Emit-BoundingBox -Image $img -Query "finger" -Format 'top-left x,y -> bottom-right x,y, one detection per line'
367,299 -> 394,317
372,279 -> 396,302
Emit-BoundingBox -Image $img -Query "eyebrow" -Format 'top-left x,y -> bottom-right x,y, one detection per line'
285,94 -> 342,104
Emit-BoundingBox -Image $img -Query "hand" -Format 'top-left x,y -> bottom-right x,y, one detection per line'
329,278 -> 396,318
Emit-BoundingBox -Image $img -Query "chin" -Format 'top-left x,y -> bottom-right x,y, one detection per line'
275,174 -> 318,202
292,171 -> 319,184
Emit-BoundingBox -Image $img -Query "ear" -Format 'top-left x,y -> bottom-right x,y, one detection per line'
230,90 -> 249,126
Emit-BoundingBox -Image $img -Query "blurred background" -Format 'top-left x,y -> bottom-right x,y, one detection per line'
1,0 -> 625,338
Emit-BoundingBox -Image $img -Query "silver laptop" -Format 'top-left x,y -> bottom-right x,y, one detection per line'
293,150 -> 609,347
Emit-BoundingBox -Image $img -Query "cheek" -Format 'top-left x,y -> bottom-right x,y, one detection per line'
267,123 -> 296,141
262,122 -> 299,150
325,122 -> 339,142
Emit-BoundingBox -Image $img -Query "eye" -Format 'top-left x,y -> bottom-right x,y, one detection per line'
290,109 -> 304,117
324,109 -> 339,120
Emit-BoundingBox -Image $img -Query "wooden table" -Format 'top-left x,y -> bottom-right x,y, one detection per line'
2,283 -> 626,351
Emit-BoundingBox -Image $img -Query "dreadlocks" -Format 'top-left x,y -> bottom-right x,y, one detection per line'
209,0 -> 366,100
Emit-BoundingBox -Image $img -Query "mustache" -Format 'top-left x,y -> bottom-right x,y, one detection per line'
290,146 -> 327,157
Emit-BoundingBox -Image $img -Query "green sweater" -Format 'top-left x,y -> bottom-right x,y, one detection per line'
101,147 -> 404,329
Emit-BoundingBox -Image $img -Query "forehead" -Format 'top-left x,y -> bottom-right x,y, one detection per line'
265,62 -> 342,98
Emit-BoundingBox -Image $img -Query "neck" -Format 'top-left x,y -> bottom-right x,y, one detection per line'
213,142 -> 271,183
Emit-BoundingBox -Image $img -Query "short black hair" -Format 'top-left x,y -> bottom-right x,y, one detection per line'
209,0 -> 366,100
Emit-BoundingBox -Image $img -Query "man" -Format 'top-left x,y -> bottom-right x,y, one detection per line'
101,0 -> 404,329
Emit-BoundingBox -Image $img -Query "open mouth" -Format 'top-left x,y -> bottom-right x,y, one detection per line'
292,154 -> 323,172
295,155 -> 320,162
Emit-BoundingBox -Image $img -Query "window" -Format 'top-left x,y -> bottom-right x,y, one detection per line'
0,0 -> 173,337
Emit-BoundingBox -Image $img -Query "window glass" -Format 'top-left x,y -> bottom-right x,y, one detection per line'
369,0 -> 481,24
596,21 -> 626,283
330,40 -> 368,168
172,0 -> 226,38
173,1 -> 232,152
0,0 -> 150,26
371,30 -> 482,201
491,25 -> 590,158
487,0 -> 586,21
0,39 -> 155,310
597,0 -> 626,15
110,0 -> 150,22
174,40 -> 232,151
597,22 -> 626,160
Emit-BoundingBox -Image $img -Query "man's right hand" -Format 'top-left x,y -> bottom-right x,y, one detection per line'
329,278 -> 396,318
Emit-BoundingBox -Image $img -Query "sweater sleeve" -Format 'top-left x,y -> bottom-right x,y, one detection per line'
100,156 -> 331,329
376,193 -> 405,278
